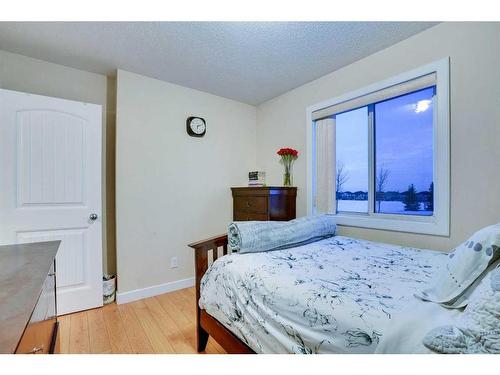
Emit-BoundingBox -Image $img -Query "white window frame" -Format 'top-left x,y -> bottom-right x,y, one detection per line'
306,58 -> 450,236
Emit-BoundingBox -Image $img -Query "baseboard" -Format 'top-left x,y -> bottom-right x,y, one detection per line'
116,277 -> 195,304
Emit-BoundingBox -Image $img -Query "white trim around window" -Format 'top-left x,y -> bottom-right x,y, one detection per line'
306,58 -> 450,236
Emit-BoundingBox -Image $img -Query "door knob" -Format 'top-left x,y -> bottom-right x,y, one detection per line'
89,213 -> 98,221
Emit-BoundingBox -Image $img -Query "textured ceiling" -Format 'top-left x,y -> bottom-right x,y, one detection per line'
0,22 -> 438,105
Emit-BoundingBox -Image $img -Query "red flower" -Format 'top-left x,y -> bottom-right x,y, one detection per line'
277,147 -> 299,158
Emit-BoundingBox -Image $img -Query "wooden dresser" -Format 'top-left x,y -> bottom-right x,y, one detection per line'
231,187 -> 297,221
0,241 -> 60,354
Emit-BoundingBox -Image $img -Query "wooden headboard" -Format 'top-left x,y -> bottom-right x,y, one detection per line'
188,233 -> 229,310
188,234 -> 254,353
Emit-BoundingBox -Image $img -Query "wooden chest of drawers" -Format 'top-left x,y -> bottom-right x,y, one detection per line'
231,187 -> 297,221
15,260 -> 59,354
0,241 -> 60,354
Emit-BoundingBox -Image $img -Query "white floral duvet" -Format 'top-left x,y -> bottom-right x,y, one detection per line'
199,236 -> 448,353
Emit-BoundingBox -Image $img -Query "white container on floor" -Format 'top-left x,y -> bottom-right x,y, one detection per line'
103,275 -> 116,304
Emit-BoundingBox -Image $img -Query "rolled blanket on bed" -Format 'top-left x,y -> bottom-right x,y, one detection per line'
228,214 -> 336,254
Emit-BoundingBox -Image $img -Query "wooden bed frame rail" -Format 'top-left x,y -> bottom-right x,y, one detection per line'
188,234 -> 254,354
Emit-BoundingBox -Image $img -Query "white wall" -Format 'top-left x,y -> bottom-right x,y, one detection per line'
0,50 -> 116,274
115,70 -> 256,298
256,22 -> 500,251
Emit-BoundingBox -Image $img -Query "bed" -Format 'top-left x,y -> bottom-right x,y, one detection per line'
188,234 -> 454,354
375,299 -> 462,353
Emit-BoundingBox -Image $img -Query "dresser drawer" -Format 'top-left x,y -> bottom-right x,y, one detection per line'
233,196 -> 267,213
15,260 -> 58,354
15,319 -> 56,354
231,187 -> 297,222
234,212 -> 269,221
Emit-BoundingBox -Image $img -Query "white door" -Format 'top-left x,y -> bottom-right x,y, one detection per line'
0,88 -> 103,315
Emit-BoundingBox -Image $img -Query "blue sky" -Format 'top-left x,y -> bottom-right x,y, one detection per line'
335,87 -> 434,193
336,107 -> 368,192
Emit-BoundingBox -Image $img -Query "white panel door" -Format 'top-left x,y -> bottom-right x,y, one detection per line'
0,88 -> 103,315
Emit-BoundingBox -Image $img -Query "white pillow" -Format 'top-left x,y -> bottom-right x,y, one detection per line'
415,223 -> 500,308
423,267 -> 500,353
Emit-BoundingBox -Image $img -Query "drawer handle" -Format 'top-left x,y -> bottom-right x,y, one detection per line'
246,201 -> 251,207
28,345 -> 44,354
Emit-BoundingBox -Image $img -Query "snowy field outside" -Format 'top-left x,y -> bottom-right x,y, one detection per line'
337,200 -> 433,216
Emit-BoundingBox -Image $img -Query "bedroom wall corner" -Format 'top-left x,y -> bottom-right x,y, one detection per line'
115,69 -> 257,300
255,22 -> 500,251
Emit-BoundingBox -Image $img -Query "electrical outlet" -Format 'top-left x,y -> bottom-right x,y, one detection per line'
170,256 -> 178,269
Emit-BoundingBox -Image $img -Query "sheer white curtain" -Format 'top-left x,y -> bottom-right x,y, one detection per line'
315,118 -> 335,213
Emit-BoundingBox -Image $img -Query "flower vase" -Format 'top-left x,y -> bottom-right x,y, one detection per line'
277,147 -> 298,187
283,166 -> 293,187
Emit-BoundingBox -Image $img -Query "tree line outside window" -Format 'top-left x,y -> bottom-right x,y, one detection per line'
335,163 -> 434,213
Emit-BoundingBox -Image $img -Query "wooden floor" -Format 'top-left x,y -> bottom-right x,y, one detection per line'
58,287 -> 226,354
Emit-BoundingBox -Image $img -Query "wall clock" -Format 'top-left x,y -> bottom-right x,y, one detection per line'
186,116 -> 206,137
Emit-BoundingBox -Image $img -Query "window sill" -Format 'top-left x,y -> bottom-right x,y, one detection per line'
331,213 -> 449,236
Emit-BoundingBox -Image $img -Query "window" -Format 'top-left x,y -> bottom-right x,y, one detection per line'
374,87 -> 435,216
336,107 -> 368,214
308,59 -> 449,235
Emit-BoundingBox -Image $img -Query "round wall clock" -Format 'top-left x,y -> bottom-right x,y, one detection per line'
186,116 -> 206,137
